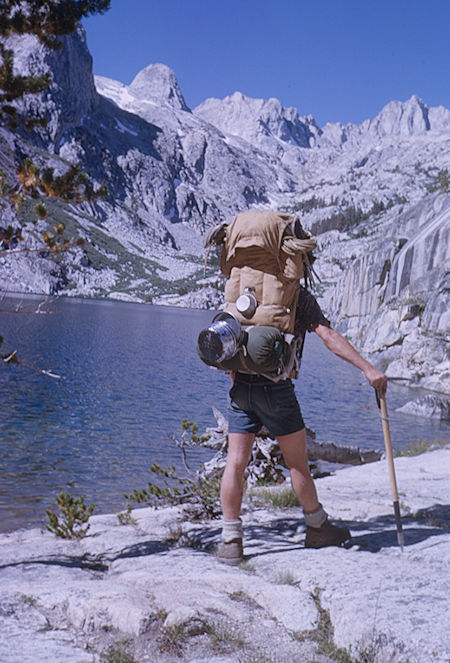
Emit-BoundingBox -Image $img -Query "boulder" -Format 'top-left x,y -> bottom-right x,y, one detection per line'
396,395 -> 450,420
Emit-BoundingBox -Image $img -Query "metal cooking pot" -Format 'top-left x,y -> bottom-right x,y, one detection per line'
197,312 -> 244,364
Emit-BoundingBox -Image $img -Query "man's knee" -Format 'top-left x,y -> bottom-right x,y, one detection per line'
226,433 -> 254,472
278,437 -> 311,478
225,455 -> 249,475
277,428 -> 307,455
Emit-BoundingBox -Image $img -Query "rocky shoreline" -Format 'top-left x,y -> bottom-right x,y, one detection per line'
0,446 -> 449,663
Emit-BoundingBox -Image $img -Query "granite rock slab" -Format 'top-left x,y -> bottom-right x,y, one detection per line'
0,448 -> 448,662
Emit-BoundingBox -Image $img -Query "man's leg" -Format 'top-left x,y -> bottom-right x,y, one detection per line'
277,429 -> 351,548
218,432 -> 254,565
277,429 -> 319,512
220,432 -> 255,519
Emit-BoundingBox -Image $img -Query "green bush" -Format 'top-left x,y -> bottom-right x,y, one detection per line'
46,491 -> 95,539
394,439 -> 448,457
124,419 -> 221,520
428,168 -> 450,193
125,464 -> 221,520
100,642 -> 137,663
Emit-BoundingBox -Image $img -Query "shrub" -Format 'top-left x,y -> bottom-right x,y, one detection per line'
125,464 -> 221,520
394,439 -> 448,457
100,642 -> 137,663
124,419 -> 221,520
45,491 -> 95,539
117,503 -> 136,526
428,168 -> 449,193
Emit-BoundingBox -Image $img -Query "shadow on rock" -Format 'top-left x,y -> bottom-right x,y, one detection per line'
340,503 -> 449,552
168,505 -> 450,558
240,518 -> 306,558
0,539 -> 172,573
200,506 -> 450,559
0,554 -> 110,572
348,525 -> 445,552
413,503 -> 450,528
109,539 -> 171,561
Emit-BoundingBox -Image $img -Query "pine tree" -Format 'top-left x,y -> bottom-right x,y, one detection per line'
0,0 -> 110,129
0,0 -> 110,241
0,1 -> 110,373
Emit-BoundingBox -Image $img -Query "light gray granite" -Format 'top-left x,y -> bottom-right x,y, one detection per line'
0,448 -> 448,662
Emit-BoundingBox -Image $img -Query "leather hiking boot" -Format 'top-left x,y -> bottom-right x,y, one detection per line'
305,518 -> 351,549
217,538 -> 243,566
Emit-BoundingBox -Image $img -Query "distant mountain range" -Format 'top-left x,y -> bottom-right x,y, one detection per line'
0,27 -> 449,394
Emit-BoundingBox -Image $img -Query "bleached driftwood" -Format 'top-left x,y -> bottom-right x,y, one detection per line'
203,407 -> 382,466
306,439 -> 382,465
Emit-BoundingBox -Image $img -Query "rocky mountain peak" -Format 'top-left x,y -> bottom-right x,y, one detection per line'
319,95 -> 443,148
128,63 -> 190,111
365,94 -> 431,137
195,91 -> 320,149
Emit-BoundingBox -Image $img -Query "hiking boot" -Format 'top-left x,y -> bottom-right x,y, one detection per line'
304,518 -> 351,549
217,538 -> 243,566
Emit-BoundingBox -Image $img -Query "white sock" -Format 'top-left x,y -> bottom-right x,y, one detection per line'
221,518 -> 243,543
304,504 -> 328,528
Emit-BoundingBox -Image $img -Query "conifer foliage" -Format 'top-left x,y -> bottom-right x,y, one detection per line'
0,1 -> 110,373
0,1 -> 110,242
0,0 -> 110,129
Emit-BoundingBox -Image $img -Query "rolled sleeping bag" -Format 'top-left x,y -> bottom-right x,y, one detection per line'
214,325 -> 286,375
246,325 -> 284,372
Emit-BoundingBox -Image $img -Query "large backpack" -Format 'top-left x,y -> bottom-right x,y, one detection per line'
219,210 -> 316,333
200,210 -> 317,380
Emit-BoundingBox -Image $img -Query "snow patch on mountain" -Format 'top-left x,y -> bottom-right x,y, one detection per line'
95,63 -> 190,115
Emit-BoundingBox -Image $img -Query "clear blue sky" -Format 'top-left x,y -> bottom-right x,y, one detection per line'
83,0 -> 450,127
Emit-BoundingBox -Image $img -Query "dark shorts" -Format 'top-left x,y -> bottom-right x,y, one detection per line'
227,374 -> 305,437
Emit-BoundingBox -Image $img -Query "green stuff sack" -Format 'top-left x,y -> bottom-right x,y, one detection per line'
246,326 -> 284,372
218,326 -> 285,375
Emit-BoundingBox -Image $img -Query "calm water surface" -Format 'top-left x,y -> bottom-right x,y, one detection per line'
1,295 -> 448,532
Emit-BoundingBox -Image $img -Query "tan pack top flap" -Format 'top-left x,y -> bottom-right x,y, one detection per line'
225,210 -> 293,261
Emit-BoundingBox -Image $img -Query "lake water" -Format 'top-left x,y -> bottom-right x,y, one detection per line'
1,295 -> 448,533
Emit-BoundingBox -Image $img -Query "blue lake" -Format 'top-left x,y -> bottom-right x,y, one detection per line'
1,295 -> 448,532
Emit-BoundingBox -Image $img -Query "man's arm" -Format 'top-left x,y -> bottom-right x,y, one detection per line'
314,323 -> 387,394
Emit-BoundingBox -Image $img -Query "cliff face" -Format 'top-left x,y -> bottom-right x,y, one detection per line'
8,28 -> 98,148
0,27 -> 449,393
329,195 -> 450,393
1,28 -> 279,301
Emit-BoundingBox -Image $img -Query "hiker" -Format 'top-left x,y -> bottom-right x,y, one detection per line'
198,210 -> 387,565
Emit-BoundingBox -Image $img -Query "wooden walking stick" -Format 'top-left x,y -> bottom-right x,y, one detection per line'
375,389 -> 404,551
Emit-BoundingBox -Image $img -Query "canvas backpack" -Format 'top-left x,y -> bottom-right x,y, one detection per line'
219,210 -> 316,333
200,209 -> 317,380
